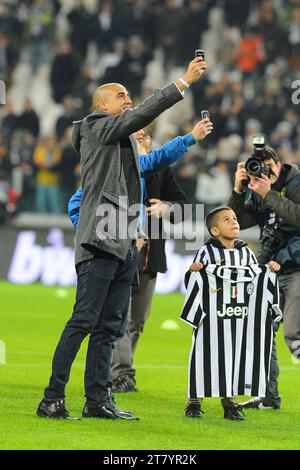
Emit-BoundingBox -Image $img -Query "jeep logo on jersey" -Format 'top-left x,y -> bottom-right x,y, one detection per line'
217,305 -> 248,318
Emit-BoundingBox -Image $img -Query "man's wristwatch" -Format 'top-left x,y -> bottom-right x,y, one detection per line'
179,77 -> 190,88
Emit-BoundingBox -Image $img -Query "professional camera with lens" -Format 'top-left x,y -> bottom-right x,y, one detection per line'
257,222 -> 287,264
245,134 -> 271,178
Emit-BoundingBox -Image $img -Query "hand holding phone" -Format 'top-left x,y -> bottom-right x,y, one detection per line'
201,110 -> 210,120
195,49 -> 205,60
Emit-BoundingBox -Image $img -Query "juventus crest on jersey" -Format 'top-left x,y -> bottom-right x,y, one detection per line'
181,240 -> 282,399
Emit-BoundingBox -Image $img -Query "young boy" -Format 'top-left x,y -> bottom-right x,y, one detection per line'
182,206 -> 280,421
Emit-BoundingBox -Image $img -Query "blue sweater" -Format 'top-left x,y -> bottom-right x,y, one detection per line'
68,133 -> 196,229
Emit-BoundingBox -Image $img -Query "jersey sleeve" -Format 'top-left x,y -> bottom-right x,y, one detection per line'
247,247 -> 259,265
266,271 -> 283,322
193,246 -> 208,264
184,246 -> 208,288
180,271 -> 206,328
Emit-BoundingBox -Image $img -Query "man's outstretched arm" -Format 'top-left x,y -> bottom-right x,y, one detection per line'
140,118 -> 213,177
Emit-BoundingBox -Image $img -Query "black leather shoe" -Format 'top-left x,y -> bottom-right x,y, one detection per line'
223,405 -> 246,421
239,397 -> 280,409
112,375 -> 137,393
185,403 -> 204,418
37,398 -> 80,420
107,392 -> 138,419
82,403 -> 139,420
82,403 -> 119,420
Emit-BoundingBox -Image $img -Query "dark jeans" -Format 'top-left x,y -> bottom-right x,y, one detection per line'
44,243 -> 139,406
112,272 -> 157,382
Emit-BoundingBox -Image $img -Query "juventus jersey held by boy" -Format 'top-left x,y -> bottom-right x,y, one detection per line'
181,241 -> 282,398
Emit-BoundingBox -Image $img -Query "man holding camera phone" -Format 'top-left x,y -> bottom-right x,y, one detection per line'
228,139 -> 300,409
37,54 -> 208,421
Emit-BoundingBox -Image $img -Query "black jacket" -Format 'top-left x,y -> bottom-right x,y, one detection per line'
140,167 -> 189,274
227,163 -> 300,271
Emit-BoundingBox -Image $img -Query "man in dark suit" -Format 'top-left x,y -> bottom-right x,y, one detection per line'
112,133 -> 189,392
37,56 -> 207,421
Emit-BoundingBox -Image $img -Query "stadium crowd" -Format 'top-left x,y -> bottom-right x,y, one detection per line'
0,0 -> 300,223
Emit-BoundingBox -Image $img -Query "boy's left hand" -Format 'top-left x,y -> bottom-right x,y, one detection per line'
268,261 -> 281,272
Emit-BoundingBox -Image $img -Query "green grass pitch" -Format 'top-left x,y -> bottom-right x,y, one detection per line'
0,281 -> 299,450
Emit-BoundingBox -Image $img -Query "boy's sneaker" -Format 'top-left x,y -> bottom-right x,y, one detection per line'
239,397 -> 280,409
185,403 -> 204,418
223,405 -> 246,421
37,398 -> 80,420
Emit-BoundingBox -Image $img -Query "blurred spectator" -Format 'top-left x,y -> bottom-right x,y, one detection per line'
253,91 -> 284,136
156,0 -> 184,71
116,35 -> 150,98
93,37 -> 126,83
25,0 -> 54,72
287,8 -> 300,57
195,159 -> 232,215
219,93 -> 247,137
224,0 -> 251,27
55,96 -> 82,141
0,136 -> 10,182
124,0 -> 155,51
176,0 -> 209,64
58,127 -> 80,212
0,2 -> 23,40
50,39 -> 80,103
0,102 -> 18,145
10,131 -> 36,212
33,136 -> 61,213
17,99 -> 40,138
0,33 -> 18,84
254,1 -> 289,63
72,64 -> 94,116
67,0 -> 92,60
234,26 -> 265,77
92,0 -> 129,52
174,146 -> 203,205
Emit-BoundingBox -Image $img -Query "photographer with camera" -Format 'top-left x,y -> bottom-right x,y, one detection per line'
228,135 -> 300,410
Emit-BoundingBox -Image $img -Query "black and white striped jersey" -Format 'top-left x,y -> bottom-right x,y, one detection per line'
184,238 -> 258,288
181,264 -> 282,398
193,239 -> 258,267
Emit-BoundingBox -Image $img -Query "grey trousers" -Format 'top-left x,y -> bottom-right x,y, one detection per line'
264,270 -> 300,406
112,272 -> 157,382
279,271 -> 300,359
265,327 -> 281,406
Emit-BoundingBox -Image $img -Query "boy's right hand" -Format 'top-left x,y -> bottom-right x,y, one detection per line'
190,262 -> 204,271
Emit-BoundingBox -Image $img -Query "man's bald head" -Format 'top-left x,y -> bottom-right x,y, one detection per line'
92,83 -> 133,115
